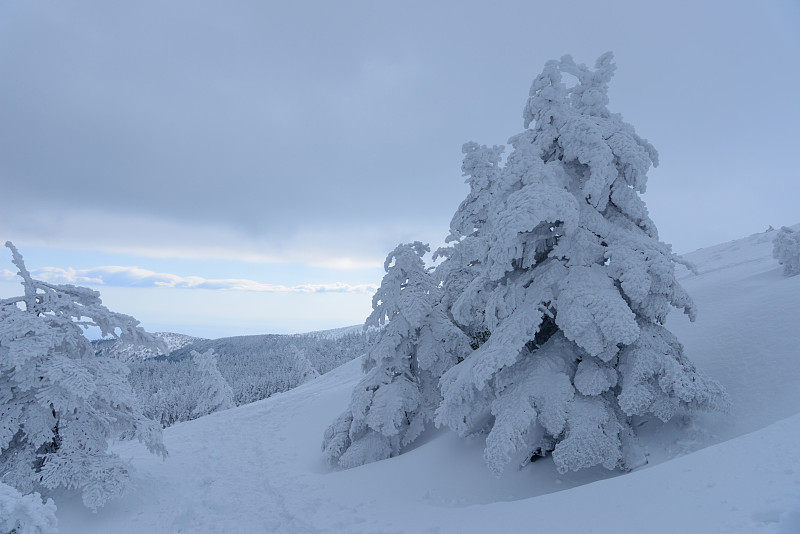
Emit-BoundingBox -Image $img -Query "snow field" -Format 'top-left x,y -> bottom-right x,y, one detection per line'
54,228 -> 800,533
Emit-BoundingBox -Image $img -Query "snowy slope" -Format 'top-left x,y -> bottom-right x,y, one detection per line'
670,226 -> 800,441
55,228 -> 800,533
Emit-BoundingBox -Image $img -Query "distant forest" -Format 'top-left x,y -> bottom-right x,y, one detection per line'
98,330 -> 372,428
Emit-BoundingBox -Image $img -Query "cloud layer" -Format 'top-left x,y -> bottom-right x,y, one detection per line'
1,266 -> 377,294
3,1 -> 798,259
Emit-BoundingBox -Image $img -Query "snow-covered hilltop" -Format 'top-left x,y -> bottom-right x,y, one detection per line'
92,331 -> 204,362
300,324 -> 366,340
675,224 -> 800,281
53,225 -> 800,533
92,326 -> 369,363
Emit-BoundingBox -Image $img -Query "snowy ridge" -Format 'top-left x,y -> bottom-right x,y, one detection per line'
93,332 -> 205,362
300,324 -> 364,340
93,326 -> 367,363
165,330 -> 368,375
675,224 -> 800,281
52,226 -> 800,533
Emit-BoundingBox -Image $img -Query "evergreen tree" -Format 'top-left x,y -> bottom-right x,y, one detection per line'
0,242 -> 166,510
191,349 -> 235,417
0,481 -> 57,534
323,242 -> 471,468
434,53 -> 729,475
287,344 -> 320,385
773,226 -> 800,276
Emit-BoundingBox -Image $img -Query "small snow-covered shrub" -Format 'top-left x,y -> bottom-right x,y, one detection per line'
773,226 -> 800,276
0,242 -> 166,511
0,482 -> 57,534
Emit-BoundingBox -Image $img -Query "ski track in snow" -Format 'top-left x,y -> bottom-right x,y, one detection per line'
55,229 -> 800,533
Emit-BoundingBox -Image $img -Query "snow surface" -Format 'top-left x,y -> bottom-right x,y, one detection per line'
54,228 -> 800,533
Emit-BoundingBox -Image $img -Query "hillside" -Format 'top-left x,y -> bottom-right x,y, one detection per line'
56,227 -> 800,533
93,332 -> 205,362
120,328 -> 371,428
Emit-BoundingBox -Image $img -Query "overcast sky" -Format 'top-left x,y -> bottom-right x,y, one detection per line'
1,1 -> 799,337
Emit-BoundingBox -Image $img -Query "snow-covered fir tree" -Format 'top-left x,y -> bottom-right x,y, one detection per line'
434,53 -> 730,475
288,344 -> 320,385
323,53 -> 729,478
0,480 -> 57,534
322,242 -> 471,468
0,242 -> 166,511
190,349 -> 235,417
773,226 -> 800,276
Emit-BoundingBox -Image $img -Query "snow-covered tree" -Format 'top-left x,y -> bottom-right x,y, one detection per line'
773,226 -> 800,276
434,54 -> 730,475
0,481 -> 57,534
190,349 -> 235,417
323,242 -> 472,468
0,242 -> 166,511
288,344 -> 320,385
434,142 -> 505,346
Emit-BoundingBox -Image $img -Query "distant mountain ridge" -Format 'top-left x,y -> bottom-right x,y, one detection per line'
92,326 -> 368,365
92,331 -> 204,362
301,324 -> 364,340
165,328 -> 370,375
124,327 -> 372,427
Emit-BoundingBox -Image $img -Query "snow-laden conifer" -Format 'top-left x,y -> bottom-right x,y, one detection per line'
323,242 -> 471,467
0,481 -> 57,534
288,344 -> 320,385
773,226 -> 800,276
434,54 -> 730,475
0,242 -> 166,511
190,349 -> 235,417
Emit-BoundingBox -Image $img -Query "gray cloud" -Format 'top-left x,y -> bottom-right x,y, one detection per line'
1,0 -> 799,259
